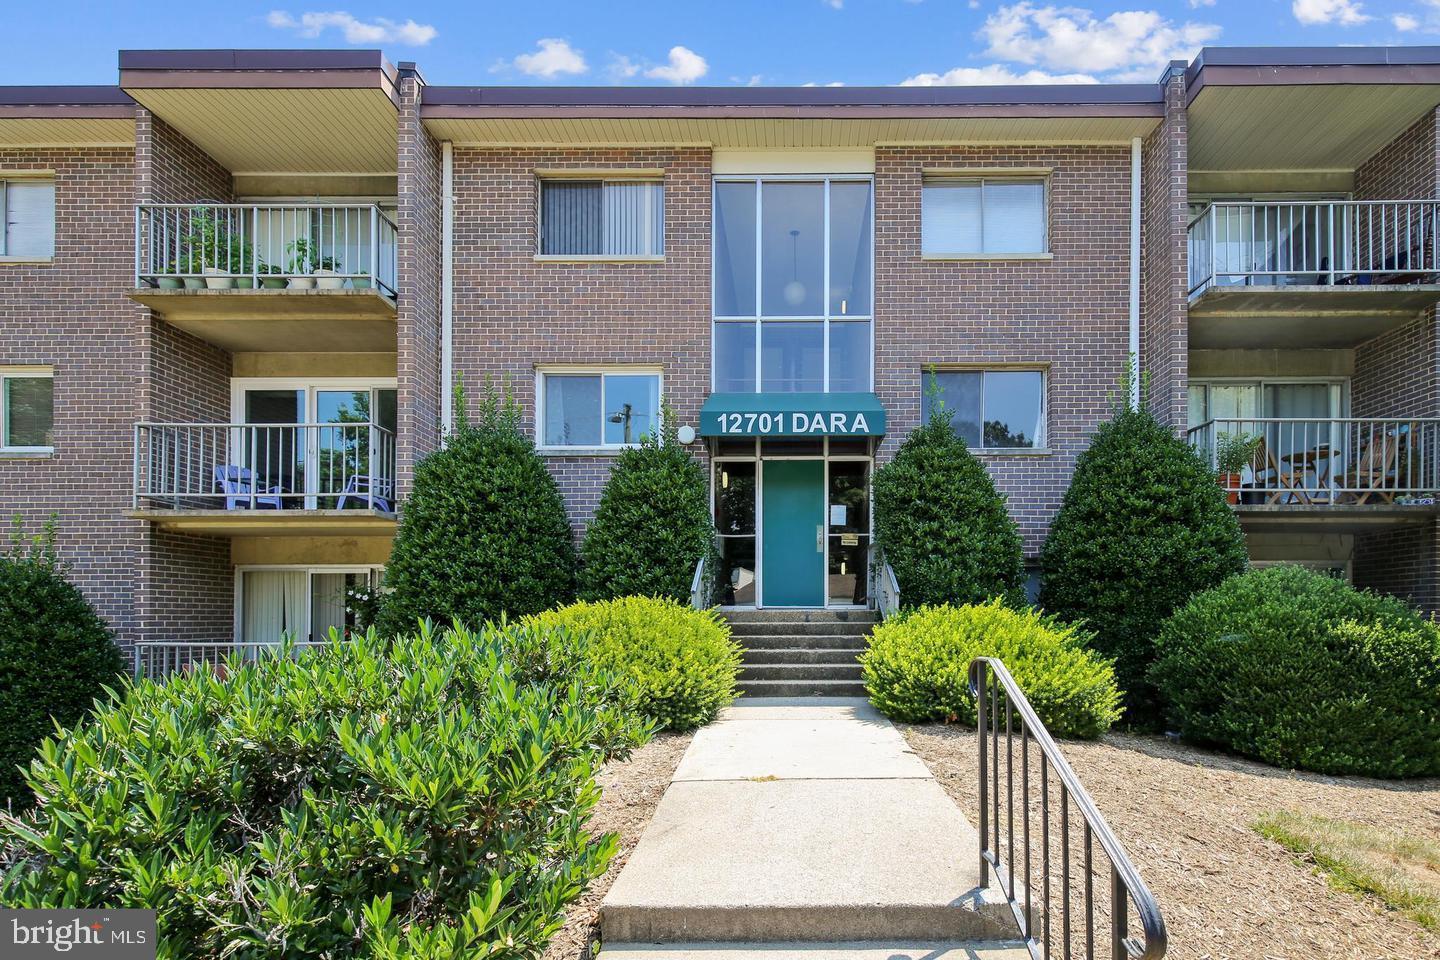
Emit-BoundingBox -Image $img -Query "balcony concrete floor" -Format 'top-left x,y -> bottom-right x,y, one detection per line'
128,288 -> 397,352
126,508 -> 397,537
1188,284 -> 1440,349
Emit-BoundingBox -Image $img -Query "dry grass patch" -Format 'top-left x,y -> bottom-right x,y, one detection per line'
1255,811 -> 1440,932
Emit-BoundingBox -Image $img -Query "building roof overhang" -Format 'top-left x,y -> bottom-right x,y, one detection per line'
118,49 -> 401,176
0,86 -> 135,147
1185,46 -> 1440,180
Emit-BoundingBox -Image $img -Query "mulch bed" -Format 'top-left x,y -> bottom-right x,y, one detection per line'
903,724 -> 1440,960
541,732 -> 694,960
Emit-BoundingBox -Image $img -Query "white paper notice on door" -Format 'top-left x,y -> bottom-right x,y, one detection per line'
830,504 -> 847,526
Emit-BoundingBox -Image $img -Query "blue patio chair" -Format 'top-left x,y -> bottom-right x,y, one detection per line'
336,474 -> 394,512
213,465 -> 284,510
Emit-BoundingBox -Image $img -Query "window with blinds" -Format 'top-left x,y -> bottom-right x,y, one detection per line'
1,179 -> 56,259
539,179 -> 664,257
921,177 -> 1047,256
1,368 -> 54,451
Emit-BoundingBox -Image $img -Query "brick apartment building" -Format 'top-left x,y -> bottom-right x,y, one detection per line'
4,46 -> 1440,664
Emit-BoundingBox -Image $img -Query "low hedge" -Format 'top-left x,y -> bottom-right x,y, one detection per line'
528,597 -> 742,731
859,601 -> 1123,739
0,621 -> 652,959
1151,565 -> 1440,777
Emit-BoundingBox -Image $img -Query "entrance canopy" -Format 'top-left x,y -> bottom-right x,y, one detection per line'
700,392 -> 886,438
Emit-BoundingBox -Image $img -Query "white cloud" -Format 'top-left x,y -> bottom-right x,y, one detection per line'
1292,0 -> 1371,25
644,46 -> 709,84
511,38 -> 588,79
824,0 -> 844,7
979,3 -> 1219,77
901,64 -> 1098,85
1392,12 -> 1420,30
731,74 -> 766,86
607,54 -> 641,80
801,81 -> 848,87
266,10 -> 436,45
1189,0 -> 1216,7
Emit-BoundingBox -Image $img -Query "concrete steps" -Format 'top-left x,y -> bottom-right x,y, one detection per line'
603,942 -> 1033,960
727,610 -> 876,698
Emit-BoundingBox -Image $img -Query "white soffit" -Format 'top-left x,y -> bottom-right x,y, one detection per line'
712,149 -> 876,174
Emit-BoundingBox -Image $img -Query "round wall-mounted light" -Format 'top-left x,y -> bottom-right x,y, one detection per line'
677,425 -> 697,444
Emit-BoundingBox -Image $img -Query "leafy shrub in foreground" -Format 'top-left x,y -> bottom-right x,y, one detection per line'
860,601 -> 1122,739
0,518 -> 124,807
1040,401 -> 1247,722
528,596 -> 742,731
378,388 -> 577,637
579,418 -> 716,603
0,621 -> 652,959
1151,565 -> 1440,777
872,412 -> 1024,608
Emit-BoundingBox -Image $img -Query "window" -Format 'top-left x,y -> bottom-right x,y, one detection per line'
922,177 -> 1047,256
921,369 -> 1045,449
539,179 -> 663,257
237,566 -> 383,645
1,368 -> 53,451
713,177 -> 873,393
539,370 -> 661,448
1,179 -> 56,259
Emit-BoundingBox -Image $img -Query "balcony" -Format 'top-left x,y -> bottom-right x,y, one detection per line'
1187,417 -> 1440,532
129,204 -> 398,352
1187,201 -> 1440,348
129,421 -> 398,536
133,640 -> 325,679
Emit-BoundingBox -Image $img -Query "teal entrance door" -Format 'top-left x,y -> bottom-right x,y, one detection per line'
761,460 -> 826,607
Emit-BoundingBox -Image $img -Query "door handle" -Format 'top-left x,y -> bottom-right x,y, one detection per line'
817,524 -> 824,553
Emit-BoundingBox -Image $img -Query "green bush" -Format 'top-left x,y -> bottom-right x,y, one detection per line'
379,387 -> 577,636
873,412 -> 1024,608
1151,565 -> 1440,777
1,620 -> 653,958
859,601 -> 1123,739
579,417 -> 715,602
529,597 -> 742,731
1039,400 -> 1247,721
0,518 -> 124,808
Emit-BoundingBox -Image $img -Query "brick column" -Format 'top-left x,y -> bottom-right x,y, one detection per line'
1140,64 -> 1189,432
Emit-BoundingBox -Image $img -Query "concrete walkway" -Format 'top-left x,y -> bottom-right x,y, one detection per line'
600,698 -> 1022,954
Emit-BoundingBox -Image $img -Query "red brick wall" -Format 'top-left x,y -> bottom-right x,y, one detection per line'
1141,73 -> 1189,430
396,72 -> 442,497
1351,107 -> 1440,610
448,146 -> 712,530
132,110 -> 235,645
873,145 -> 1133,556
0,146 -> 144,646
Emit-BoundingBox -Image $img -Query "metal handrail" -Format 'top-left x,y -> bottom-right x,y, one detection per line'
135,203 -> 398,297
1187,199 -> 1440,295
970,658 -> 1167,960
1186,417 -> 1440,502
690,554 -> 710,610
133,421 -> 397,512
133,639 -> 328,679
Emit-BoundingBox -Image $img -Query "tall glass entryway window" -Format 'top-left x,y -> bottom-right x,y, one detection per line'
712,437 -> 873,609
712,176 -> 874,393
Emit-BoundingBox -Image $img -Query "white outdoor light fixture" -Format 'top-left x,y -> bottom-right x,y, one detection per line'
677,425 -> 697,444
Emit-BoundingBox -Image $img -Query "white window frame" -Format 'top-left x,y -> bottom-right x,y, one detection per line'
921,172 -> 1051,259
710,174 -> 876,394
535,366 -> 664,453
0,176 -> 57,262
0,366 -> 54,455
534,175 -> 666,262
922,366 -> 1049,452
233,565 -> 384,645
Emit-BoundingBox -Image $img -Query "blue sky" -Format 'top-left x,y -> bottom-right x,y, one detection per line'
2,0 -> 1432,88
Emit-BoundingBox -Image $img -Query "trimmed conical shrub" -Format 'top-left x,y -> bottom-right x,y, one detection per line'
579,412 -> 715,602
873,411 -> 1024,608
1040,397 -> 1247,722
378,386 -> 577,635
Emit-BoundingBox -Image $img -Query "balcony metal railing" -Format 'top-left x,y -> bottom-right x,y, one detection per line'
1187,418 -> 1440,504
134,422 -> 397,512
972,657 -> 1166,960
1188,200 -> 1440,295
133,639 -> 327,680
135,203 -> 398,297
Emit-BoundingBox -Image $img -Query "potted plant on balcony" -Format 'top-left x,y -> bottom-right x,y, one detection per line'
351,269 -> 371,290
285,238 -> 317,290
313,255 -> 345,290
155,264 -> 184,290
1214,431 -> 1261,506
258,262 -> 287,289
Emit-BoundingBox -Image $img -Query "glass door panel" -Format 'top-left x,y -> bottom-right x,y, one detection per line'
240,570 -> 307,647
827,460 -> 870,605
242,390 -> 303,504
314,390 -> 373,508
310,572 -> 365,641
714,461 -> 757,605
1264,383 -> 1342,495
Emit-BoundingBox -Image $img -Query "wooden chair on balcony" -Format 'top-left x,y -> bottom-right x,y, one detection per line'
1333,428 -> 1405,504
1247,437 -> 1312,505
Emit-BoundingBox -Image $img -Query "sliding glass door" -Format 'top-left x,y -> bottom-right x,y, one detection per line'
238,567 -> 379,646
